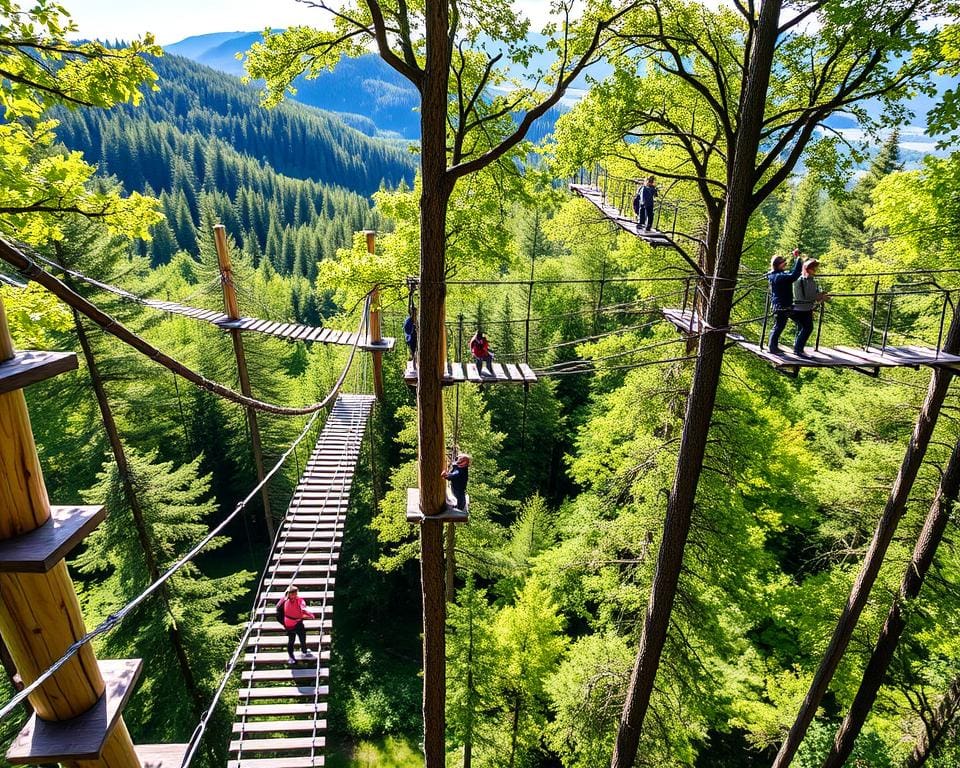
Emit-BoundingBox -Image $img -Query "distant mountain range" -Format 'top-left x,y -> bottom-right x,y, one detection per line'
166,32 -> 421,139
166,30 -> 949,164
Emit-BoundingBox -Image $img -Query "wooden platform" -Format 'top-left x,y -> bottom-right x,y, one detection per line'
136,743 -> 189,768
0,505 -> 106,572
662,308 -> 960,376
230,394 -> 374,768
6,658 -> 142,764
569,184 -> 675,248
0,350 -> 78,394
406,488 -> 469,523
137,297 -> 394,351
403,360 -> 537,386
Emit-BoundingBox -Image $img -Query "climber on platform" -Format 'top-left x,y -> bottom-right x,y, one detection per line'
442,453 -> 471,512
766,249 -> 804,354
470,329 -> 495,376
404,304 -> 418,367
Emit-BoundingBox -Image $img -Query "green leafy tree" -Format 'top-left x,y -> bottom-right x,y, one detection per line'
779,174 -> 830,258
77,449 -> 252,744
0,0 -> 161,241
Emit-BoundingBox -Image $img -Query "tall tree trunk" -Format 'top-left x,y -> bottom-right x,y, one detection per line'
68,296 -> 206,725
906,675 -> 960,768
774,313 -> 960,768
420,0 -> 454,763
610,3 -> 783,765
822,435 -> 960,768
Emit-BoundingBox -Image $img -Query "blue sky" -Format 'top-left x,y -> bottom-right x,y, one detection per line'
63,0 -> 556,46
63,0 -> 323,45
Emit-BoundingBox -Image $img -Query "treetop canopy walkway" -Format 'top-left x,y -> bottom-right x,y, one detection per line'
663,308 -> 960,377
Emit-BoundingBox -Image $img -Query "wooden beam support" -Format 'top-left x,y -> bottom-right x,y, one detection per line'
0,296 -> 140,768
363,231 -> 385,401
214,224 -> 274,541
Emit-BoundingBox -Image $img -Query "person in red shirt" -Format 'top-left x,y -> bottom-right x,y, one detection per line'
279,584 -> 316,665
469,330 -> 495,376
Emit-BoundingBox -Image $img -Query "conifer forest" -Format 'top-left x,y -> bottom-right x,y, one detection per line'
3,0 -> 960,766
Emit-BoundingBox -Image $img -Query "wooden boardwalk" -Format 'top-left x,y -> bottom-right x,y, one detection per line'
569,184 -> 675,248
403,360 -> 537,386
229,394 -> 375,768
138,298 -> 394,351
663,308 -> 960,376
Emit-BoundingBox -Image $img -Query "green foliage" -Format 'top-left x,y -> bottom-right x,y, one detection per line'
77,448 -> 252,740
0,0 -> 161,241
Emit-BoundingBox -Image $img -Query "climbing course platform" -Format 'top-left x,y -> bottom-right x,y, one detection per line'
229,394 -> 375,768
663,308 -> 960,377
569,183 -> 675,248
403,360 -> 537,386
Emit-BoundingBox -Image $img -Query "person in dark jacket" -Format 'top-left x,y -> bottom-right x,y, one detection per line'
766,250 -> 804,354
639,176 -> 657,231
403,305 -> 417,367
791,258 -> 830,355
632,184 -> 642,223
442,453 -> 470,511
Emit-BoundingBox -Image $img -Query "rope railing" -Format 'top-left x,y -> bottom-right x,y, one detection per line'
0,237 -> 367,416
0,386 -> 346,726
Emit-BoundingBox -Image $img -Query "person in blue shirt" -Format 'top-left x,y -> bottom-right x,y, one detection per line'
403,305 -> 417,367
766,250 -> 803,354
441,453 -> 470,511
639,176 -> 658,231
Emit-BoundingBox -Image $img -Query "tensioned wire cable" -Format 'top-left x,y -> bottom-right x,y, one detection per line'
0,237 -> 367,416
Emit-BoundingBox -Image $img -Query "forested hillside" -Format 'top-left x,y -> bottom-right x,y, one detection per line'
53,53 -> 415,271
3,1 -> 960,768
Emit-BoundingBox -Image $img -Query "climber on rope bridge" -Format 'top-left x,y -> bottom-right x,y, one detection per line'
766,249 -> 804,354
278,584 -> 316,666
442,453 -> 471,512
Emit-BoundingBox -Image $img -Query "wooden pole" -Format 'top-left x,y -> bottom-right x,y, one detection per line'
363,231 -> 385,401
0,297 -> 139,768
214,225 -> 274,541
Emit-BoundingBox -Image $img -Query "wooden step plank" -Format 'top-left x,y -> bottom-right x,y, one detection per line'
232,720 -> 327,734
237,685 -> 328,699
247,630 -> 332,648
136,743 -> 189,768
229,736 -> 326,753
227,757 -> 324,768
243,649 -> 331,664
0,505 -> 106,573
518,363 -> 538,382
0,350 -> 78,394
235,703 -> 329,717
242,668 -> 330,682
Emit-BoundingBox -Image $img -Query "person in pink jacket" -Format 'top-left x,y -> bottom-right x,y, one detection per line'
279,584 -> 316,665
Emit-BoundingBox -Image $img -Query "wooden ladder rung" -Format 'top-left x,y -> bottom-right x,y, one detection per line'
235,703 -> 329,717
227,757 -> 324,768
232,720 -> 327,734
237,685 -> 328,699
229,736 -> 325,753
241,667 -> 329,682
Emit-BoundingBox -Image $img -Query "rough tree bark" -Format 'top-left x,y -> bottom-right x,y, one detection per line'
610,1 -> 783,764
906,674 -> 960,768
774,310 -> 960,768
418,0 -> 454,764
822,434 -> 960,767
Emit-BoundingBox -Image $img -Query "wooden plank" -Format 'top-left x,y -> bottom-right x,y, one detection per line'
272,553 -> 340,562
242,650 -> 332,664
235,703 -> 329,717
228,758 -> 324,768
271,565 -> 337,575
232,720 -> 327,734
406,488 -> 469,523
306,328 -> 329,343
238,685 -> 328,699
834,346 -> 902,367
0,505 -> 106,573
246,627 -> 333,646
518,363 -> 538,383
465,362 -> 483,383
242,668 -> 330,682
0,350 -> 78,394
262,589 -> 334,599
136,743 -> 189,768
229,736 -> 326,753
6,659 -> 142,763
